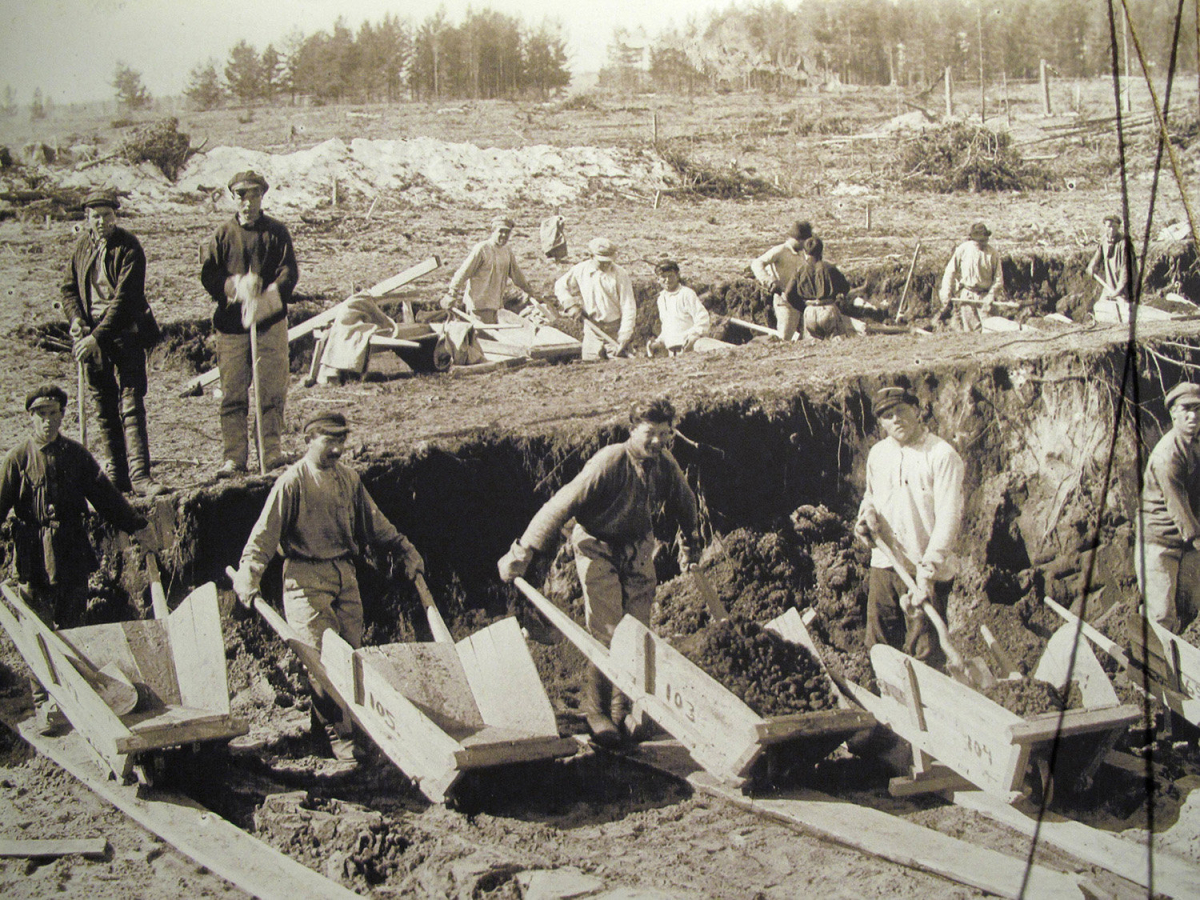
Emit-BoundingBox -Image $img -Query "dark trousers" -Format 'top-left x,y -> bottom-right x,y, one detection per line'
21,579 -> 90,708
85,332 -> 149,485
864,567 -> 950,669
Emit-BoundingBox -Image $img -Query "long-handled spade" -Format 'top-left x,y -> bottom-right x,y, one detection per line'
413,573 -> 454,645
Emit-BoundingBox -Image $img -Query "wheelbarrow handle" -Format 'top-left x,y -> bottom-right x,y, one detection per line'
413,573 -> 455,645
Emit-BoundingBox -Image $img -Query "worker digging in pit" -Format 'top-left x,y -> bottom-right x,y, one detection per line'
1136,382 -> 1200,634
937,222 -> 1007,332
553,237 -> 637,360
751,219 -> 812,341
645,259 -> 712,357
1,384 -> 155,734
498,398 -> 701,747
1086,213 -> 1138,307
200,170 -> 298,478
442,215 -> 542,325
64,189 -> 167,498
854,386 -> 965,669
783,236 -> 856,341
230,412 -> 425,764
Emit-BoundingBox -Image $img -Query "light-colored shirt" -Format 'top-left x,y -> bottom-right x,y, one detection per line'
859,430 -> 965,581
656,285 -> 710,348
1141,429 -> 1200,548
939,241 -> 1004,304
751,241 -> 805,294
87,239 -> 114,322
447,240 -> 533,313
239,456 -> 410,590
554,260 -> 637,346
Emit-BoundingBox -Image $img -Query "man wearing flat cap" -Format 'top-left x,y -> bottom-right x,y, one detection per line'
230,412 -> 425,762
1087,214 -> 1138,306
1,384 -> 149,732
855,386 -> 964,667
938,222 -> 1006,332
200,170 -> 298,477
442,216 -> 540,325
62,189 -> 166,498
1137,383 -> 1200,632
554,237 -> 637,360
751,220 -> 813,341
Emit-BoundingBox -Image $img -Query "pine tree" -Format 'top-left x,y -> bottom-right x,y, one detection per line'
112,62 -> 152,110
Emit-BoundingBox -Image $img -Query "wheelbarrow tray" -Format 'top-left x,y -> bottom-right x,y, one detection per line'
252,599 -> 576,803
0,581 -> 247,781
516,581 -> 871,788
1125,617 -> 1200,725
845,644 -> 1139,801
475,310 -> 581,362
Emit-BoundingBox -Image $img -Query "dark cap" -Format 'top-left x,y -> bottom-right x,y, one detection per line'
655,258 -> 680,274
873,386 -> 918,416
82,189 -> 120,210
1165,383 -> 1200,411
304,411 -> 350,438
803,236 -> 823,259
228,170 -> 269,194
26,384 -> 68,412
1103,213 -> 1122,226
968,222 -> 991,240
788,220 -> 813,242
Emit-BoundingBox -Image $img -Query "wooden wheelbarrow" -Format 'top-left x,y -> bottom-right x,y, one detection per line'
233,569 -> 577,803
514,578 -> 873,790
0,580 -> 247,785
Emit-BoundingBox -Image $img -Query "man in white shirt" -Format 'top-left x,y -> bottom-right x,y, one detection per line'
854,386 -> 965,668
442,216 -> 539,324
646,260 -> 711,356
938,222 -> 1006,332
751,220 -> 811,340
554,237 -> 637,360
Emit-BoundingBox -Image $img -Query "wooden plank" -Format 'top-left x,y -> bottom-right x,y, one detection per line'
1043,597 -> 1132,670
167,583 -> 230,712
455,617 -> 559,736
1147,619 -> 1200,698
1006,705 -> 1141,744
115,711 -> 247,753
952,789 -> 1200,899
451,730 -> 578,769
1033,624 -> 1120,707
180,257 -> 440,395
888,765 -> 974,797
18,720 -> 363,900
0,838 -> 109,859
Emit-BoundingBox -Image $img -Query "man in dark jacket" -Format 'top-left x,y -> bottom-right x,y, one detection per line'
0,385 -> 149,732
199,170 -> 298,477
784,237 -> 855,340
63,189 -> 165,497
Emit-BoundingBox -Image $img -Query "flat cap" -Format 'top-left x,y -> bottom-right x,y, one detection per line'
968,221 -> 991,240
491,216 -> 515,231
304,411 -> 350,438
82,189 -> 120,210
588,237 -> 617,261
228,170 -> 269,194
1165,383 -> 1200,410
26,384 -> 68,411
655,258 -> 679,273
1103,213 -> 1122,226
873,386 -> 918,416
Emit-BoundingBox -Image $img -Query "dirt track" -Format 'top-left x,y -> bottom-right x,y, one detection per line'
2,87 -> 1200,898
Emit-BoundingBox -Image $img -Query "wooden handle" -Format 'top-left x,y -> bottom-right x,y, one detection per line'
868,534 -> 963,670
145,551 -> 170,620
691,568 -> 728,621
413,573 -> 454,645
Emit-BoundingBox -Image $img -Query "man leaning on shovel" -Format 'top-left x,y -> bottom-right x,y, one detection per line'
200,170 -> 298,478
497,398 -> 701,747
854,386 -> 965,670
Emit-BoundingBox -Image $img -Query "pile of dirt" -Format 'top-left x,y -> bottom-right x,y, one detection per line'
677,616 -> 835,717
980,677 -> 1083,717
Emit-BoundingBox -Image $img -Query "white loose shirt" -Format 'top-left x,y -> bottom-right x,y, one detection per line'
859,430 -> 965,580
656,285 -> 710,348
939,240 -> 1005,303
554,259 -> 637,345
447,240 -> 530,313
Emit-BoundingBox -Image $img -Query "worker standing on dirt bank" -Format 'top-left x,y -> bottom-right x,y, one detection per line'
1087,214 -> 1138,305
63,189 -> 166,498
230,411 -> 425,763
497,398 -> 701,746
442,216 -> 540,324
937,222 -> 1006,332
200,171 -> 298,478
1,384 -> 150,733
751,220 -> 812,341
1136,383 -> 1200,633
646,259 -> 711,356
855,386 -> 964,668
554,237 -> 637,360
784,237 -> 855,341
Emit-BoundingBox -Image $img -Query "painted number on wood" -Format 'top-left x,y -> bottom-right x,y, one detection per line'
662,683 -> 696,722
367,692 -> 397,731
965,734 -> 993,766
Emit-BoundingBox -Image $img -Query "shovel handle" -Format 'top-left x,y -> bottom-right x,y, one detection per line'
867,533 -> 963,671
413,573 -> 454,645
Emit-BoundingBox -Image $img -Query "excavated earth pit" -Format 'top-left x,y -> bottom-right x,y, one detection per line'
7,248 -> 1200,894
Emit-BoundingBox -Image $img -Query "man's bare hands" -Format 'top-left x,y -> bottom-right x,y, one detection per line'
73,333 -> 100,363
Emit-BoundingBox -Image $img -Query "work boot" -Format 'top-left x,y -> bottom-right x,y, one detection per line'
123,396 -> 168,498
582,664 -> 619,749
610,689 -> 632,742
216,459 -> 247,479
322,722 -> 363,765
97,409 -> 131,492
32,678 -> 68,736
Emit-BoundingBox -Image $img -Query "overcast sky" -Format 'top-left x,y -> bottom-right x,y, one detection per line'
0,0 -> 729,104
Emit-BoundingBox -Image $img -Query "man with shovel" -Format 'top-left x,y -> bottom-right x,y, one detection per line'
0,384 -> 151,733
63,189 -> 166,498
229,412 -> 425,763
854,386 -> 965,669
553,237 -> 637,360
441,216 -> 540,324
937,222 -> 1007,332
751,219 -> 812,341
497,398 -> 701,746
200,170 -> 298,478
1086,214 -> 1138,305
